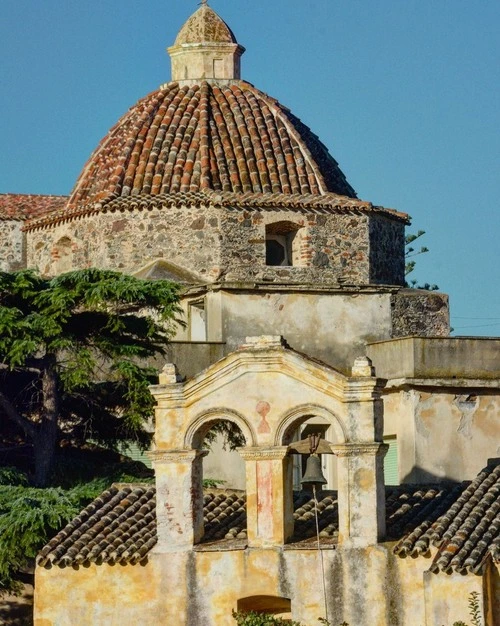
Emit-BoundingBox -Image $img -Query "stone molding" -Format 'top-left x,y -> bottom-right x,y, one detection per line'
148,449 -> 208,463
331,442 -> 388,458
237,446 -> 290,461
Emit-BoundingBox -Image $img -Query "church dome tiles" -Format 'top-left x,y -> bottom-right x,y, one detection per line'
66,81 -> 356,213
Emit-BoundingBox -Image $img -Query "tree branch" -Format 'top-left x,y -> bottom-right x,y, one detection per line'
0,389 -> 37,439
0,363 -> 41,375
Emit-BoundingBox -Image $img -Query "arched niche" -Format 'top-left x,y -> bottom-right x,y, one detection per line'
275,404 -> 347,447
237,595 -> 291,618
52,236 -> 74,274
184,407 -> 257,450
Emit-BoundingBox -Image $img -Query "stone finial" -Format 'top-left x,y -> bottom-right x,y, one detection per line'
158,363 -> 182,384
168,3 -> 245,84
351,356 -> 375,377
241,335 -> 288,350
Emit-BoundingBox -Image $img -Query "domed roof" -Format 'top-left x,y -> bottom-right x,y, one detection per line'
174,3 -> 237,45
68,81 -> 355,209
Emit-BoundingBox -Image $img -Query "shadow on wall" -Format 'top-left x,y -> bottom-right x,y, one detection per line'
401,466 -> 461,486
402,457 -> 500,485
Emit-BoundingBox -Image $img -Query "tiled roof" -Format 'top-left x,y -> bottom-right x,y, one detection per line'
24,190 -> 408,231
174,4 -> 238,45
66,81 -> 356,212
0,194 -> 67,221
37,463 -> 500,572
393,462 -> 500,574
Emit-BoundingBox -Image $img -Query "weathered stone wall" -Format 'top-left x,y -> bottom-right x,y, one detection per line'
220,209 -> 373,284
369,214 -> 405,285
26,204 -> 405,286
391,289 -> 450,337
26,205 -> 224,280
34,546 -> 493,625
0,220 -> 25,271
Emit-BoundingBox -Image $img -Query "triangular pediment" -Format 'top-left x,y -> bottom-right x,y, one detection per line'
134,259 -> 207,284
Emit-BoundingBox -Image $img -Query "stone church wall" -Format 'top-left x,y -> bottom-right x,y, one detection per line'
369,214 -> 406,285
0,220 -> 25,271
391,289 -> 450,337
26,205 -> 405,286
26,204 -> 225,280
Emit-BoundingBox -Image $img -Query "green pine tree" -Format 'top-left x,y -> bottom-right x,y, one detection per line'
0,268 -> 182,487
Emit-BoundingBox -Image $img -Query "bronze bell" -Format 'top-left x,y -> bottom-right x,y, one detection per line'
301,453 -> 327,489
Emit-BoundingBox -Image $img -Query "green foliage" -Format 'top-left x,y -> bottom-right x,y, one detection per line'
0,451 -> 154,594
405,230 -> 439,291
468,591 -> 482,626
0,484 -> 88,594
0,268 -> 182,485
232,611 -> 303,625
202,478 -> 226,489
0,466 -> 28,486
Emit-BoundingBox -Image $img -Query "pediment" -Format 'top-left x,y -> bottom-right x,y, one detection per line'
170,337 -> 348,403
133,259 -> 207,284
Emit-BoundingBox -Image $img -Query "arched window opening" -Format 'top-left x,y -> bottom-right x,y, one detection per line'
191,417 -> 248,545
52,236 -> 74,274
289,415 -> 338,491
265,222 -> 302,267
237,596 -> 292,621
202,419 -> 246,490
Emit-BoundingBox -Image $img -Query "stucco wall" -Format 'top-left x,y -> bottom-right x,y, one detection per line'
35,546 -> 494,626
383,385 -> 500,483
0,220 -> 25,271
211,288 -> 394,371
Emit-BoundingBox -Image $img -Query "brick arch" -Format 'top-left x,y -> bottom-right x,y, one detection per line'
184,407 -> 257,449
274,404 -> 347,446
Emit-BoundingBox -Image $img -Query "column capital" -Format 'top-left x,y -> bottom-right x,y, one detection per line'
331,442 -> 388,458
237,446 -> 289,461
149,449 -> 208,464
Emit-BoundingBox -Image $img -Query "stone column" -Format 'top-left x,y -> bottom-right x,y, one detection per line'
332,442 -> 388,547
238,447 -> 293,547
150,449 -> 208,552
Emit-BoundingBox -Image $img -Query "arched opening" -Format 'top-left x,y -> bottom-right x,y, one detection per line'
52,236 -> 73,274
237,596 -> 292,621
185,411 -> 255,544
265,221 -> 302,267
202,418 -> 246,490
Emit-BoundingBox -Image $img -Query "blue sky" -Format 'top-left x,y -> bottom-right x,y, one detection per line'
1,0 -> 499,335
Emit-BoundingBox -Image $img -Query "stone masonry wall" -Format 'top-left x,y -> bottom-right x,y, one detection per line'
26,204 -> 404,287
220,208 -> 372,284
26,205 -> 224,280
0,220 -> 25,271
369,214 -> 405,285
391,289 -> 450,337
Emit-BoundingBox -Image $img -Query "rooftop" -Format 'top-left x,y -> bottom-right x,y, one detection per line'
37,461 -> 500,574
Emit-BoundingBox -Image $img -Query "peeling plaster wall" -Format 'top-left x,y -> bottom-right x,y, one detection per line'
0,220 -> 25,271
35,547 -> 496,626
216,290 -> 394,370
383,387 -> 500,483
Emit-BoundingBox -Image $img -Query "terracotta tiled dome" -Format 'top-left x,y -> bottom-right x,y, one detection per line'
68,81 -> 356,209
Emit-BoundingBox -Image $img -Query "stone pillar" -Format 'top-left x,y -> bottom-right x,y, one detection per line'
238,447 -> 293,547
332,442 -> 387,547
150,449 -> 208,552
